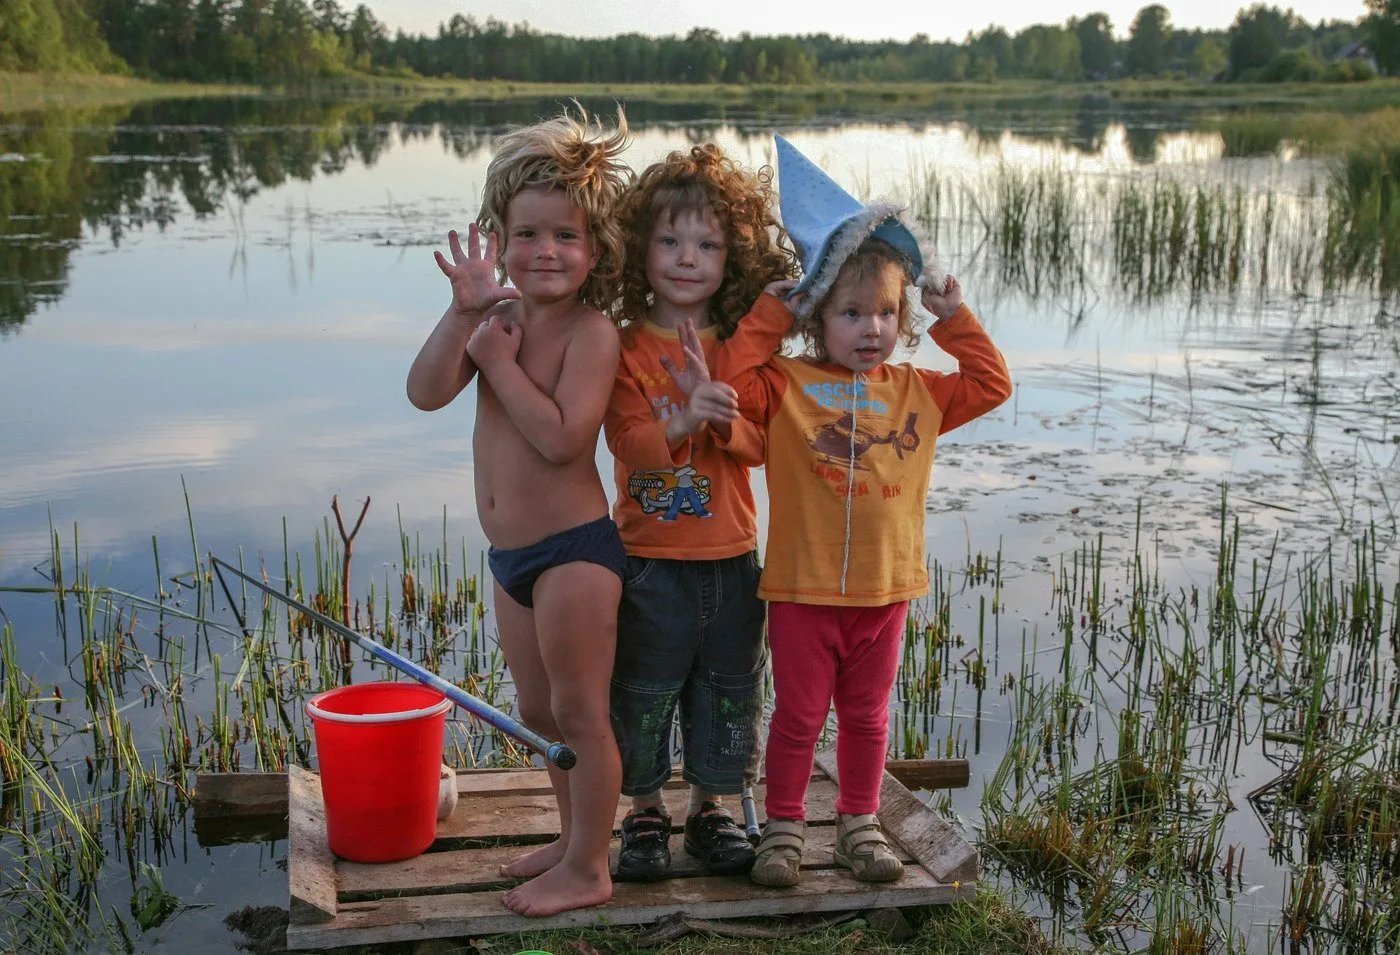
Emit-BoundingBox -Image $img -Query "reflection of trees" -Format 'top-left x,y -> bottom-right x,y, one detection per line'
0,106 -> 106,331
1,95 -> 1221,330
0,98 -> 400,331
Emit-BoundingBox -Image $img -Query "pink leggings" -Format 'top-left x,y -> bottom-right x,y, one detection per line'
763,600 -> 909,820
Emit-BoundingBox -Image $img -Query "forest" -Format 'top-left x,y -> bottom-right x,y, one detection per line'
1,0 -> 1395,87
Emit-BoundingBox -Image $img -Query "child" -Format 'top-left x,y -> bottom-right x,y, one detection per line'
603,144 -> 796,880
716,136 -> 1012,887
405,109 -> 631,917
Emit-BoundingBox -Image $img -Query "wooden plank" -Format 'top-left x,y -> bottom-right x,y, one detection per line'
885,759 -> 970,792
194,759 -> 968,816
434,779 -> 844,841
814,749 -> 978,885
449,768 -> 693,797
192,772 -> 287,817
458,760 -> 970,796
287,766 -> 339,925
286,866 -> 973,949
189,756 -> 963,845
337,827 -> 915,900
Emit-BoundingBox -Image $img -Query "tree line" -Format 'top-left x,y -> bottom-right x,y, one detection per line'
3,0 -> 1397,84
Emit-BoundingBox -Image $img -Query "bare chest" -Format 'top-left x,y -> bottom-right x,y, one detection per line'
477,322 -> 572,423
510,321 -> 573,395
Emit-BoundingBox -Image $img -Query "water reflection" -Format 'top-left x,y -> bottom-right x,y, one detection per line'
0,94 -> 1255,331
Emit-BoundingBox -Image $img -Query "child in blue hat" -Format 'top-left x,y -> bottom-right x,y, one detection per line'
717,135 -> 1013,887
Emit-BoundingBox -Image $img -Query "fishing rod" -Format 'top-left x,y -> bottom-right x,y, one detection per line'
210,556 -> 577,771
741,789 -> 760,843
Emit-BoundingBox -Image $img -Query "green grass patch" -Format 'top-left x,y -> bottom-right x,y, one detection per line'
6,71 -> 1399,116
0,72 -> 255,113
1210,103 -> 1400,158
473,889 -> 1065,954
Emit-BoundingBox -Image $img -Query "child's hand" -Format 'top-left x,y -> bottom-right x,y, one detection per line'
435,225 -> 522,317
918,274 -> 964,321
679,381 -> 739,433
763,279 -> 805,315
658,319 -> 709,397
465,315 -> 521,373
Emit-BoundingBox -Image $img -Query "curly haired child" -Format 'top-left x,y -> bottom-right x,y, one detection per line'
603,143 -> 796,880
717,136 -> 1012,888
407,108 -> 631,917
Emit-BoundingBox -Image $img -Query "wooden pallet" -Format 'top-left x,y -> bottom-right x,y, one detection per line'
197,753 -> 978,950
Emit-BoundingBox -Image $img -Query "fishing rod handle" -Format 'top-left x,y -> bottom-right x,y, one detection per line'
741,786 -> 761,839
547,743 -> 578,771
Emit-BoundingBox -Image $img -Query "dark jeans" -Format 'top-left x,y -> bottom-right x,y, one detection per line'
610,551 -> 767,797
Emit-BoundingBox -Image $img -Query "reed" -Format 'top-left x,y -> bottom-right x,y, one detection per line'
902,148 -> 1400,303
1212,112 -> 1289,157
3,483 -> 1398,950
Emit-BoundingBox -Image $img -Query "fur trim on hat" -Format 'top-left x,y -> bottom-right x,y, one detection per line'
790,202 -> 900,321
916,256 -> 949,297
790,203 -> 946,322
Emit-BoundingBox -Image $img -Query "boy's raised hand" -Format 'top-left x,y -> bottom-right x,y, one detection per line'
918,273 -> 964,321
435,225 -> 522,316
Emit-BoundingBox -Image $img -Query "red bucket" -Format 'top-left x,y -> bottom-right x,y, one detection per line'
306,681 -> 452,863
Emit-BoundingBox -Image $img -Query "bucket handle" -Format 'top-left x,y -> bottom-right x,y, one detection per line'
306,696 -> 452,724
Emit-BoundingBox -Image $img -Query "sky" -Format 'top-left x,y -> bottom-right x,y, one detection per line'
367,0 -> 1371,43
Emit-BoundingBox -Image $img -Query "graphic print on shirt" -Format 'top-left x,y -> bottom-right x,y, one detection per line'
805,411 -> 921,470
627,464 -> 715,521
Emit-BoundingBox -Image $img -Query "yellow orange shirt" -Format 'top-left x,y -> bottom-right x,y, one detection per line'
717,294 -> 1012,606
605,320 -> 763,560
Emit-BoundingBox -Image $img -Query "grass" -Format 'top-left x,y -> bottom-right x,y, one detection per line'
974,501 -> 1400,951
477,887 -> 1066,954
3,487 -> 1399,951
0,71 -> 254,113
1324,119 -> 1400,291
1213,105 -> 1400,158
904,144 -> 1400,302
4,70 -> 1399,117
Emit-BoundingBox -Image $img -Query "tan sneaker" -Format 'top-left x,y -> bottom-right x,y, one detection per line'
750,818 -> 805,887
834,813 -> 903,882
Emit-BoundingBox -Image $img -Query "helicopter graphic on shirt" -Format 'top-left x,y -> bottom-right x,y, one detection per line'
805,411 -> 921,469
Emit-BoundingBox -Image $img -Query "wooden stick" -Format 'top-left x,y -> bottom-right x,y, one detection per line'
329,494 -> 369,630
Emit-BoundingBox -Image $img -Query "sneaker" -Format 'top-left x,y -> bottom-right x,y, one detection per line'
616,807 -> 672,882
750,818 -> 805,887
833,812 -> 903,882
683,802 -> 756,875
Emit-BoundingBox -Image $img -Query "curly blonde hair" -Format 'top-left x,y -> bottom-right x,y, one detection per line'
798,238 -> 920,362
476,105 -> 631,314
617,143 -> 797,338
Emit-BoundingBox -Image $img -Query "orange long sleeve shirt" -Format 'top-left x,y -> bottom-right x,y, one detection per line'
605,320 -> 765,560
717,294 -> 1012,606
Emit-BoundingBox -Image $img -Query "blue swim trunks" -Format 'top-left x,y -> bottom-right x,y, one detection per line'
487,515 -> 627,609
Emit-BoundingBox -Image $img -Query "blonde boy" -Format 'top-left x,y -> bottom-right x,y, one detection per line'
406,111 -> 630,917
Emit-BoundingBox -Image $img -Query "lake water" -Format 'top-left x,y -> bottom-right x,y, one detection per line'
1,95 -> 1397,951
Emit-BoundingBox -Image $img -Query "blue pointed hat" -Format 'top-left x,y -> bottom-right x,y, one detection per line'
775,135 -> 924,318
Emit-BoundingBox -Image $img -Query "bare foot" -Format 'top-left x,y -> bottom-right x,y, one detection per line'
501,861 -> 612,917
499,839 -> 567,879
